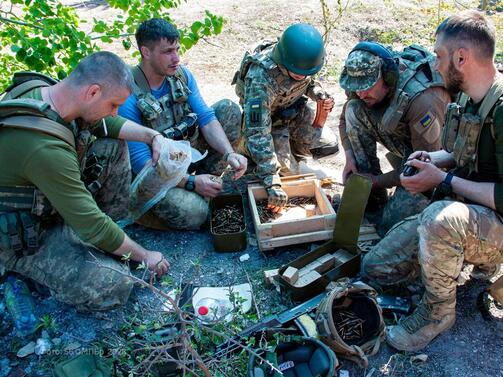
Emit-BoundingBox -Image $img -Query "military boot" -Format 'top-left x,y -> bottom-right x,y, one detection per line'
386,301 -> 455,352
471,263 -> 501,280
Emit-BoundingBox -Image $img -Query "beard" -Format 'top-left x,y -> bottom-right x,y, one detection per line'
444,60 -> 464,96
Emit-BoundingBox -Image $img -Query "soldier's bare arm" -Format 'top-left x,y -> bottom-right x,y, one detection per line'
401,158 -> 496,210
111,235 -> 169,276
407,150 -> 456,169
118,119 -> 164,164
200,119 -> 248,178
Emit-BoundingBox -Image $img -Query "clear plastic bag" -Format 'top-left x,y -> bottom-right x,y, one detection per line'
118,139 -> 192,227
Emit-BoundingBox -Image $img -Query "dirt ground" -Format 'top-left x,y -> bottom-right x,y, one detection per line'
1,1 -> 503,377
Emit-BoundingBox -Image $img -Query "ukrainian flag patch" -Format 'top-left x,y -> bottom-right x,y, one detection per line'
419,113 -> 433,128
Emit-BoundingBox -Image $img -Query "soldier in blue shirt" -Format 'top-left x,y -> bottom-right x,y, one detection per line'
119,18 -> 247,230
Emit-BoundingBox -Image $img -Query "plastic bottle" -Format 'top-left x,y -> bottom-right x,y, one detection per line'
4,276 -> 38,336
194,297 -> 233,324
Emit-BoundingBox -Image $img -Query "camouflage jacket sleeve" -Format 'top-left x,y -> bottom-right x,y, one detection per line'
243,64 -> 281,187
404,86 -> 451,152
338,99 -> 352,151
305,79 -> 327,101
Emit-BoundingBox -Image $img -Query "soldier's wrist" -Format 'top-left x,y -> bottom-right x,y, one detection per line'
223,151 -> 235,161
150,132 -> 163,145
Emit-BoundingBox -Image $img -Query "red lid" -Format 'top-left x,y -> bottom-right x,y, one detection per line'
198,306 -> 209,316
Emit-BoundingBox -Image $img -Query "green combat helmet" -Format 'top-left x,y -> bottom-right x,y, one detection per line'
272,23 -> 325,76
339,50 -> 383,92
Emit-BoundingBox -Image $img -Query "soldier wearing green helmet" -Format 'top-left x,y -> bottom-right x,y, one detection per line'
338,41 -> 451,232
230,23 -> 339,210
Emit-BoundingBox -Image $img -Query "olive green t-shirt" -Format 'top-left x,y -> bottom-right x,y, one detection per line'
0,88 -> 127,252
465,97 -> 503,215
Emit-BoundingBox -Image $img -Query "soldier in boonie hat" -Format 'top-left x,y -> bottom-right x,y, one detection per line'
340,50 -> 383,92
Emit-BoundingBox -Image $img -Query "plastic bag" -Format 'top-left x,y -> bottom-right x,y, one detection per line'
118,139 -> 193,227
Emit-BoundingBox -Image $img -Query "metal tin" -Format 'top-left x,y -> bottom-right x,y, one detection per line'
210,193 -> 247,252
278,174 -> 372,301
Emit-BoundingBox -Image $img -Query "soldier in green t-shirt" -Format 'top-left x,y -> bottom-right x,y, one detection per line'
0,52 -> 170,311
362,10 -> 503,351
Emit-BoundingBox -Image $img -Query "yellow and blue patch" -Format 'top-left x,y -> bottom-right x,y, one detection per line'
419,113 -> 433,128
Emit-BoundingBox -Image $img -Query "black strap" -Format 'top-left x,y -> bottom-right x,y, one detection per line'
6,213 -> 23,253
19,212 -> 39,250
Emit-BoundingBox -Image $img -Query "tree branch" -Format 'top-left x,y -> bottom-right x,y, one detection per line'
0,15 -> 43,30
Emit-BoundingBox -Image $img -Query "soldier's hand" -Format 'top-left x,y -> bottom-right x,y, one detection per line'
150,132 -> 164,166
195,174 -> 222,198
225,152 -> 248,179
401,159 -> 445,194
266,186 -> 288,212
343,150 -> 358,184
144,251 -> 170,276
322,97 -> 335,112
407,150 -> 431,163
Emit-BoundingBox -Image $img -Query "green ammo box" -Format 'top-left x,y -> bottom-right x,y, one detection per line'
278,174 -> 372,301
210,193 -> 247,252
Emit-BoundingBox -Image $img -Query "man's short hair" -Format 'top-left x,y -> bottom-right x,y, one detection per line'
135,18 -> 180,53
67,51 -> 133,93
436,10 -> 496,61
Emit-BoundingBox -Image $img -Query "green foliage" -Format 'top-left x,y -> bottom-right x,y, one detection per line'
37,313 -> 59,333
0,0 -> 224,89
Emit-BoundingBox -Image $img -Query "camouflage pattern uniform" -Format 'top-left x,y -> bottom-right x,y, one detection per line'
339,47 -> 451,230
230,42 -> 338,187
363,78 -> 503,349
0,138 -> 133,312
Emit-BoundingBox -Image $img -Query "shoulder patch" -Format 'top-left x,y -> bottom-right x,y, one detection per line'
419,112 -> 434,128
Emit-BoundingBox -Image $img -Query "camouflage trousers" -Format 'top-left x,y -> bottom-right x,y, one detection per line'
345,98 -> 425,228
0,139 -> 133,312
137,99 -> 242,231
363,200 -> 503,311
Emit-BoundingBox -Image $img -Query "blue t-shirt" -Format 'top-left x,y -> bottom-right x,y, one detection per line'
119,65 -> 216,174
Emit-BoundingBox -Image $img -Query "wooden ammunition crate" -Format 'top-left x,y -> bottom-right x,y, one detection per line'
247,175 -> 336,251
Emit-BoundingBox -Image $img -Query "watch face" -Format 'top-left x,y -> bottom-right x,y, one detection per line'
185,176 -> 195,191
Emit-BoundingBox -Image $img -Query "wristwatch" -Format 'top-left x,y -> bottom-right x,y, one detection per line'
184,175 -> 196,192
433,172 -> 454,200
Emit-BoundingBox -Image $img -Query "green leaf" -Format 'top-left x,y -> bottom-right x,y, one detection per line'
122,39 -> 132,50
191,21 -> 202,34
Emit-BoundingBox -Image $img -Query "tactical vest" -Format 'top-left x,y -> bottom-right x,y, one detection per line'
232,42 -> 313,112
380,44 -> 445,134
442,76 -> 503,175
0,72 -> 81,254
131,65 -> 199,142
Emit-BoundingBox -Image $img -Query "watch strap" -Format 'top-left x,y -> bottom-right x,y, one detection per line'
185,175 -> 196,191
443,172 -> 454,187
